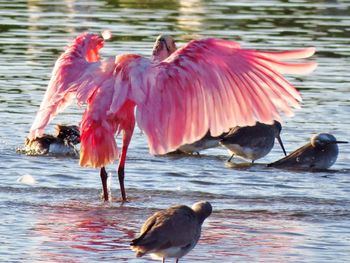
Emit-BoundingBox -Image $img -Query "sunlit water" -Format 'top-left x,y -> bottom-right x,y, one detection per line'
0,0 -> 350,262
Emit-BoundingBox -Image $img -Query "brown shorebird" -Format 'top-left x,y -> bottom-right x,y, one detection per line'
220,121 -> 287,163
268,133 -> 348,170
20,124 -> 80,156
130,201 -> 212,262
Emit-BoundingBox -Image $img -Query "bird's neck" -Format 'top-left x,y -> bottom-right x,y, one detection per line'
64,43 -> 89,62
151,48 -> 170,62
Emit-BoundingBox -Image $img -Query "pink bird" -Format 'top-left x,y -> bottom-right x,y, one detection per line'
28,32 -> 317,201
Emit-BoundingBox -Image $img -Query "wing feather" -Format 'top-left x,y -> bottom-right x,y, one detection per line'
28,33 -> 106,139
250,67 -> 293,117
112,38 -> 316,155
226,69 -> 253,125
257,47 -> 316,60
251,58 -> 302,105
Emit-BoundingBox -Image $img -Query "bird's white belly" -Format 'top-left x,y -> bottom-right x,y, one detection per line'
151,244 -> 194,259
49,143 -> 77,156
225,144 -> 259,161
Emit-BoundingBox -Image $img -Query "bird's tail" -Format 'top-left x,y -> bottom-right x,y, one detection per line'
79,117 -> 118,168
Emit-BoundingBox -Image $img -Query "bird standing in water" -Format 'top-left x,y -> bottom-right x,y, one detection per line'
268,133 -> 348,170
28,31 -> 317,201
130,201 -> 212,262
220,121 -> 287,163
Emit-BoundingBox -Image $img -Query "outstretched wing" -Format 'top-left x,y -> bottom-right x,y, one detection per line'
119,38 -> 316,155
28,32 -> 106,139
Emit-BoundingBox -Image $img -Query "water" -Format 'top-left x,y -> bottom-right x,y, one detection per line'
0,0 -> 350,262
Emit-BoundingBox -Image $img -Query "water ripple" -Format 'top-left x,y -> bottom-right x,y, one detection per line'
1,0 -> 350,262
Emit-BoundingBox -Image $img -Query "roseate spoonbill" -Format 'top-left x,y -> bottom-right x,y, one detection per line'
19,125 -> 79,156
268,133 -> 348,170
28,31 -> 317,201
130,201 -> 212,262
220,121 -> 287,163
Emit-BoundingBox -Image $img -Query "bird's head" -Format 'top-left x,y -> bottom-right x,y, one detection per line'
192,201 -> 212,224
273,121 -> 282,136
152,34 -> 177,61
55,124 -> 80,145
70,31 -> 111,62
311,133 -> 348,148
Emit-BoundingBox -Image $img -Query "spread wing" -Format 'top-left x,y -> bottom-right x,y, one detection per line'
112,38 -> 317,155
28,33 -> 106,139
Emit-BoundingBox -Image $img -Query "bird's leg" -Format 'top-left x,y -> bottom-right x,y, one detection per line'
175,259 -> 179,263
227,153 -> 234,162
162,258 -> 165,263
118,163 -> 126,201
117,127 -> 134,202
100,167 -> 109,201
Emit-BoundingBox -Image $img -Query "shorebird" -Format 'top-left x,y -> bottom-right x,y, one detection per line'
130,201 -> 212,262
28,31 -> 316,201
21,124 -> 80,156
268,133 -> 348,170
220,121 -> 287,163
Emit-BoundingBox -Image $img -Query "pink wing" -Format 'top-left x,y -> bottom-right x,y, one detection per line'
28,33 -> 105,139
113,38 -> 317,155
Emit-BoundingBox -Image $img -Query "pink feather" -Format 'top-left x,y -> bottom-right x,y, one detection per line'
28,32 -> 105,139
123,39 -> 317,155
29,34 -> 317,169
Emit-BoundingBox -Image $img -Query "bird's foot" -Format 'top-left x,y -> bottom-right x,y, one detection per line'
99,189 -> 112,202
113,196 -> 130,204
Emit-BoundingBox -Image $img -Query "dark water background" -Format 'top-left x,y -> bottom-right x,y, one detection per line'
0,0 -> 349,262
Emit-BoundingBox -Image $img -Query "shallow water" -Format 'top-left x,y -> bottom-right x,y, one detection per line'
0,0 -> 350,262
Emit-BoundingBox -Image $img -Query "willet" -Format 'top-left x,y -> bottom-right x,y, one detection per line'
220,121 -> 287,163
130,201 -> 212,262
268,133 -> 348,170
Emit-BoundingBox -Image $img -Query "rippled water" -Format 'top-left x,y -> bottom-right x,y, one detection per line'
1,0 -> 350,262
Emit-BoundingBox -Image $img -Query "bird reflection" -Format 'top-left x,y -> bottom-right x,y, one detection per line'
30,202 -> 140,262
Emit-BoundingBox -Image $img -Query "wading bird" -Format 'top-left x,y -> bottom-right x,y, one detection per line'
268,133 -> 348,170
130,201 -> 212,262
28,31 -> 317,201
220,121 -> 287,163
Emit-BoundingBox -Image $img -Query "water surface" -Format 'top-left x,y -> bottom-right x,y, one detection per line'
0,0 -> 349,262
